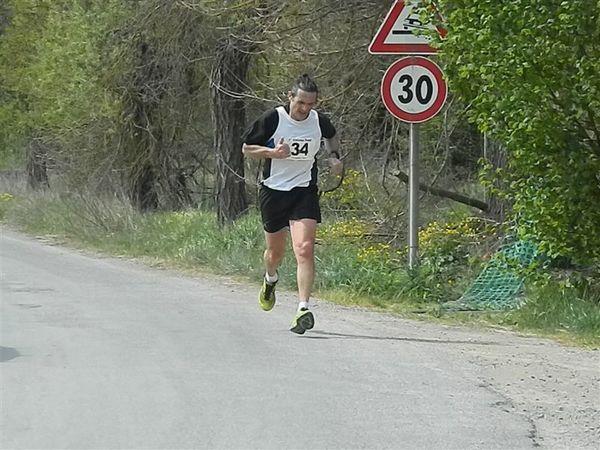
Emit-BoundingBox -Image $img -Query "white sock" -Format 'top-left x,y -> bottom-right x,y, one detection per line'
298,301 -> 309,311
265,272 -> 278,283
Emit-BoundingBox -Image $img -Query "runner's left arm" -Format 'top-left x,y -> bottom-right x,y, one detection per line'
324,134 -> 343,177
319,112 -> 343,177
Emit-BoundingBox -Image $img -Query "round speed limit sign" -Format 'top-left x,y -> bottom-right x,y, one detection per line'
381,56 -> 448,123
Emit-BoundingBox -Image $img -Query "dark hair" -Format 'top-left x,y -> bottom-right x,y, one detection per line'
291,73 -> 319,96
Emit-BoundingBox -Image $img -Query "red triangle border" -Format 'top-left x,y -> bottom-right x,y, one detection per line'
369,1 -> 446,55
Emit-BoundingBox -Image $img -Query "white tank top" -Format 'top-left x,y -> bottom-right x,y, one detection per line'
262,106 -> 323,191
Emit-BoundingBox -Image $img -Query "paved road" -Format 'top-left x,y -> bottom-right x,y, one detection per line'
1,229 -> 598,449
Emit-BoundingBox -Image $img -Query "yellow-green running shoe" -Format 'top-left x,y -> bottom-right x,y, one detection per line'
258,278 -> 277,311
290,308 -> 315,335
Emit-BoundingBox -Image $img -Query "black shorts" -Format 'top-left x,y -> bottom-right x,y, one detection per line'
259,184 -> 321,233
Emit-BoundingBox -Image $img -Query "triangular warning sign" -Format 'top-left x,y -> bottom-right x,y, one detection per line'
369,0 -> 447,55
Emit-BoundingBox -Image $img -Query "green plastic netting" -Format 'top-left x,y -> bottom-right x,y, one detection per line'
443,240 -> 538,311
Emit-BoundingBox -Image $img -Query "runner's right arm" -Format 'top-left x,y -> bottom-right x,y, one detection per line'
242,140 -> 290,160
242,108 -> 290,159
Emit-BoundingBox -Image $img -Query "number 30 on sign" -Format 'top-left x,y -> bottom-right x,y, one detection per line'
381,56 -> 447,123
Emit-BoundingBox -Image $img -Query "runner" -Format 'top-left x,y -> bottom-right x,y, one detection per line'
242,74 -> 343,334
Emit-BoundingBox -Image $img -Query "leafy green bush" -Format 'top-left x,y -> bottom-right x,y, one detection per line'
436,0 -> 600,266
321,169 -> 373,212
414,217 -> 497,303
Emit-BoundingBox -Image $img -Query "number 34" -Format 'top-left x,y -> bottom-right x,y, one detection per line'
290,142 -> 309,156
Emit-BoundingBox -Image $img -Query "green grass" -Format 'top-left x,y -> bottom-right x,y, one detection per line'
2,189 -> 599,347
0,192 -> 15,220
503,286 -> 600,345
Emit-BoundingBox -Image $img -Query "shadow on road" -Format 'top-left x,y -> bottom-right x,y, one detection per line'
0,346 -> 21,362
304,330 -> 500,346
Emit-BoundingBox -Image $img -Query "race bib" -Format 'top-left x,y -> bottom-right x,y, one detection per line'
288,138 -> 314,161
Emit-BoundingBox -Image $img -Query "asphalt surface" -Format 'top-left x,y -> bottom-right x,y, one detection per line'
1,229 -> 599,449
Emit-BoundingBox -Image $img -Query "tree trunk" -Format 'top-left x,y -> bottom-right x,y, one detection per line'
209,37 -> 251,224
26,133 -> 49,190
164,169 -> 193,210
124,41 -> 162,212
0,3 -> 11,36
393,170 -> 489,212
130,163 -> 159,211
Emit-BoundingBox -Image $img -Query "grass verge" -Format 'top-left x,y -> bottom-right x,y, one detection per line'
2,190 -> 599,347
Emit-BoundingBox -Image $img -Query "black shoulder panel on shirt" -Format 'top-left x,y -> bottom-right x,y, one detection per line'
317,112 -> 336,140
242,108 -> 280,146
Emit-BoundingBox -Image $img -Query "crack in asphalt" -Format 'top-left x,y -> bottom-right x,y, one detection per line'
479,380 -> 542,448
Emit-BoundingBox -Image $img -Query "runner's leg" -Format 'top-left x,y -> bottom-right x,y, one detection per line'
289,218 -> 317,303
264,228 -> 288,277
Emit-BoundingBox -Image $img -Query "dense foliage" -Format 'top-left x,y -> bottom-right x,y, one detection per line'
0,1 -> 124,171
435,0 -> 600,266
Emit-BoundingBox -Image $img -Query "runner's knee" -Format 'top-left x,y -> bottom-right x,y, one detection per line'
293,241 -> 314,261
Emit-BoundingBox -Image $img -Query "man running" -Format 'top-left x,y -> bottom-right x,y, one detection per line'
242,74 -> 343,334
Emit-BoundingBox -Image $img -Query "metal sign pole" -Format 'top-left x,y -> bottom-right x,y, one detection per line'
408,122 -> 420,268
370,0 -> 447,270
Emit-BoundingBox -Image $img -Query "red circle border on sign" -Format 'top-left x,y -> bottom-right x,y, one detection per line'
380,56 -> 448,123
